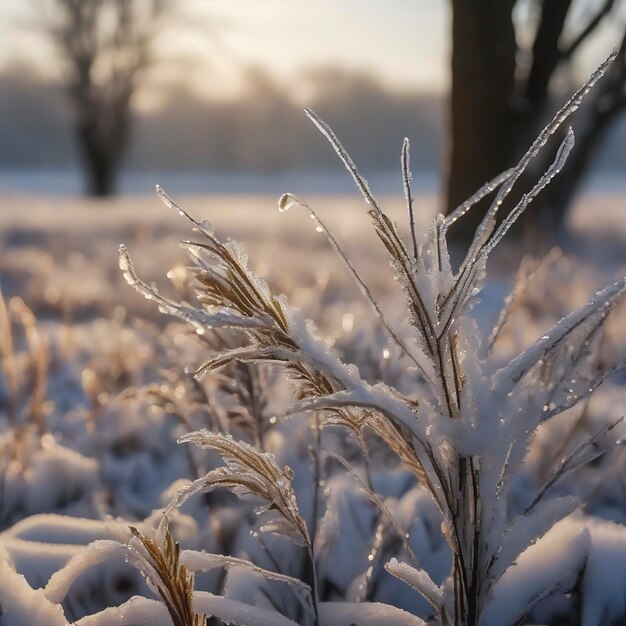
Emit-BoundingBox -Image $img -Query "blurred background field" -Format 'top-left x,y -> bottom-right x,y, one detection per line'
0,188 -> 624,324
0,0 -> 623,434
0,0 -> 625,433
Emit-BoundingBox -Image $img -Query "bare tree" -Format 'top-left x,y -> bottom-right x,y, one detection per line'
41,0 -> 169,196
447,0 -> 626,239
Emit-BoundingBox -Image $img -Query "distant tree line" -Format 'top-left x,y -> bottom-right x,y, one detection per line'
0,66 -> 443,175
2,62 -> 626,183
5,0 -> 626,227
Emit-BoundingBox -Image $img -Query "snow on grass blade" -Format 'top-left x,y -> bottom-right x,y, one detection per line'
74,593 -> 300,626
385,558 -> 444,614
494,277 -> 626,392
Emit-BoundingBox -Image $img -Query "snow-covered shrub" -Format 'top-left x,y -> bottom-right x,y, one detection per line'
112,52 -> 625,626
0,54 -> 624,626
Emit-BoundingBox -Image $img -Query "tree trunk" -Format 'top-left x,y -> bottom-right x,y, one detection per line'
446,1 -> 625,246
446,1 -> 519,240
75,103 -> 129,198
79,130 -> 119,197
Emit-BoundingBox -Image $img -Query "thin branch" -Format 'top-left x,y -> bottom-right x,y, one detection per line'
560,0 -> 617,60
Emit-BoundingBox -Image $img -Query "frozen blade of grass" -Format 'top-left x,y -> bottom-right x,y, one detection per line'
119,244 -> 271,331
439,129 -> 575,338
319,409 -> 441,509
276,193 -> 433,384
278,193 -> 402,347
542,358 -> 626,421
168,430 -> 311,549
128,524 -> 201,626
182,551 -> 310,592
193,345 -> 264,379
156,184 -> 214,239
289,392 -> 444,509
302,112 -> 433,346
524,416 -> 625,515
488,496 -> 580,584
304,107 -> 379,210
181,240 -> 279,324
444,168 -> 515,230
401,138 -> 419,260
494,277 -> 626,392
385,557 -> 443,613
164,467 -> 248,513
485,128 -> 575,255
288,388 -> 425,445
466,48 -> 616,257
158,189 -> 292,335
538,305 -> 609,417
304,108 -> 437,357
181,550 -> 313,613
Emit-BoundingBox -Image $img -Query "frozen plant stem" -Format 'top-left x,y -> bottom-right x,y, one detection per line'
308,543 -> 320,625
121,50 -> 624,626
401,138 -> 419,260
162,429 -> 321,625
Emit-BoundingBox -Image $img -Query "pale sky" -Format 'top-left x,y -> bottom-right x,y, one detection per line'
0,0 -> 450,98
199,1 -> 450,92
0,0 -> 621,103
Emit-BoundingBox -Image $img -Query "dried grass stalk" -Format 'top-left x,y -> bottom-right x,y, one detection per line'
129,523 -> 207,626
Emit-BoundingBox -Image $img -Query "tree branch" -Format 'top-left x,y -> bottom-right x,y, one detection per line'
524,0 -> 572,105
560,0 -> 617,60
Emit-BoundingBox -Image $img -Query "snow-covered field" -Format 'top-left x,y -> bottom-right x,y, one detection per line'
0,185 -> 624,626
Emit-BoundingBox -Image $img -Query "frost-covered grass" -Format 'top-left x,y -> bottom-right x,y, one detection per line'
0,58 -> 626,625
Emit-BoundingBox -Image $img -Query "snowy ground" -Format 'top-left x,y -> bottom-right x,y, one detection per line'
1,188 -> 624,316
0,188 -> 624,625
